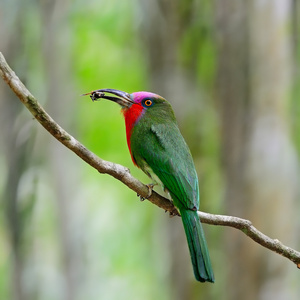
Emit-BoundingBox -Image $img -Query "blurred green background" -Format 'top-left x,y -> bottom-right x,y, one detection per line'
0,0 -> 300,299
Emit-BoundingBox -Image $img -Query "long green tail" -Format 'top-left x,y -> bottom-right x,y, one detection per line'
180,209 -> 214,283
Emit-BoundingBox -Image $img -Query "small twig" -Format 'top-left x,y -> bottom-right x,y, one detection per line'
1,51 -> 299,268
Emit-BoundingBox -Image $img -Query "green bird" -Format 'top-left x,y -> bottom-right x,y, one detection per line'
84,88 -> 214,282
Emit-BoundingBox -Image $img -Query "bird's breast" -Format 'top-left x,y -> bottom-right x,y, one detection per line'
122,104 -> 145,164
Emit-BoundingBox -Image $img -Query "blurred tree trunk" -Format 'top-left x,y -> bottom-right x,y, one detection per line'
292,0 -> 300,152
139,1 -> 191,298
139,1 -> 216,299
39,1 -> 84,300
1,1 -> 83,299
215,1 -> 299,299
0,2 -> 37,300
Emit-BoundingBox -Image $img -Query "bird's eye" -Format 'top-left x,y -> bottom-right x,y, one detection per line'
143,99 -> 153,107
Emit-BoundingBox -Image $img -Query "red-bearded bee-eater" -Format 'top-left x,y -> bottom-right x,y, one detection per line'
83,88 -> 214,283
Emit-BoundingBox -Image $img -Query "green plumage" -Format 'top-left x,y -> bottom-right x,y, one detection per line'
130,97 -> 214,282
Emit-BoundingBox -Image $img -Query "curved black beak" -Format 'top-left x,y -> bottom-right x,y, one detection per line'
81,88 -> 134,108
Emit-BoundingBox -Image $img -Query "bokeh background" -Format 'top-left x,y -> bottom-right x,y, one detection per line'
1,0 -> 300,299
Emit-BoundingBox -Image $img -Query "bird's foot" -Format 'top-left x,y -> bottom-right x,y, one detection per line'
165,208 -> 177,217
137,193 -> 146,201
169,212 -> 175,218
146,183 -> 157,198
137,183 -> 157,201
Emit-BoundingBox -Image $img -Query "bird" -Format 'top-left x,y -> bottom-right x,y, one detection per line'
83,88 -> 215,283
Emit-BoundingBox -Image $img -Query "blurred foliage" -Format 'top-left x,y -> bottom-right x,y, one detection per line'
0,0 -> 299,300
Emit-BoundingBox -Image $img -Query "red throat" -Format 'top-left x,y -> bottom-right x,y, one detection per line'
122,104 -> 144,165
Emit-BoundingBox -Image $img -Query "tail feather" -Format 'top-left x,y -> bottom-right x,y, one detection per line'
180,209 -> 214,283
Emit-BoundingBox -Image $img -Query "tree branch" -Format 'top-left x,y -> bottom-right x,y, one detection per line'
1,51 -> 299,269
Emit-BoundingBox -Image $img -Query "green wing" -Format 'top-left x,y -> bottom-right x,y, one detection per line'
131,121 -> 214,283
131,122 -> 199,210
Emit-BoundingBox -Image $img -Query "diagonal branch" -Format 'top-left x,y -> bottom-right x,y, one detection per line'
1,51 -> 299,269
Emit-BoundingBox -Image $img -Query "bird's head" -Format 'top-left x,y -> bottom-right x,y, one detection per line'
83,88 -> 176,124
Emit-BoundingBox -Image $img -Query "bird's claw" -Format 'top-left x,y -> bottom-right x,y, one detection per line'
137,183 -> 157,202
137,193 -> 146,201
146,183 -> 156,198
165,207 -> 178,217
169,211 -> 176,218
